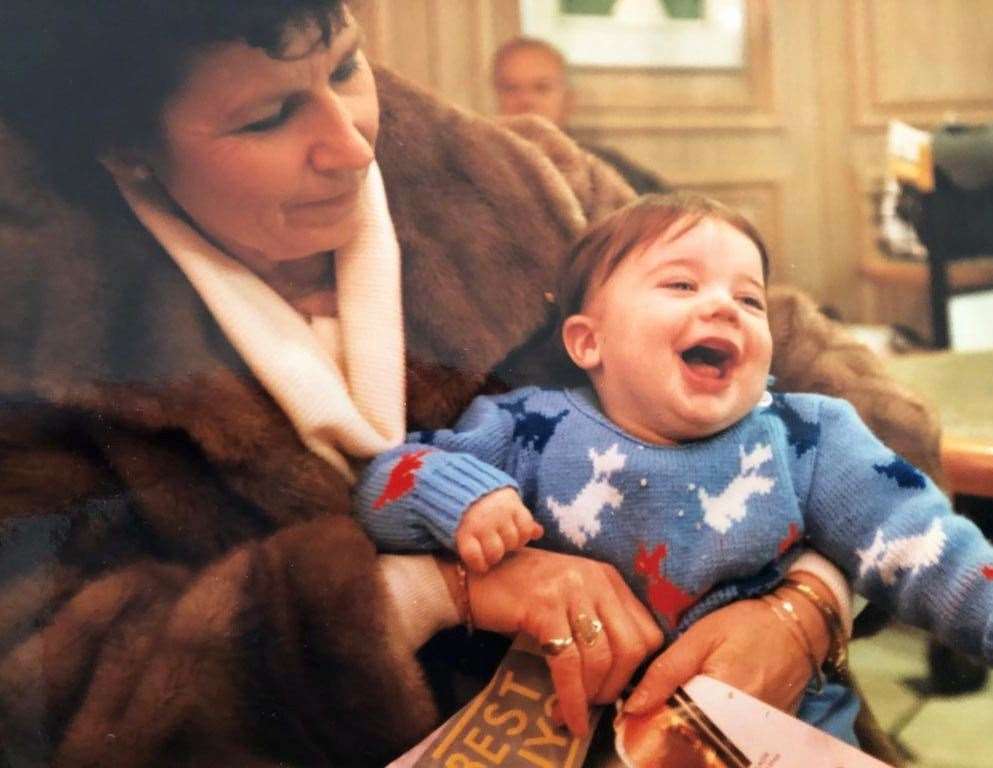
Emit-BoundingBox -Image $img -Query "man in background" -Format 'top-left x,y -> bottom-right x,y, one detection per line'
492,36 -> 670,195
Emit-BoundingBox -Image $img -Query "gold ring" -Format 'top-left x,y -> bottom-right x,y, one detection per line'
540,635 -> 575,656
573,613 -> 604,646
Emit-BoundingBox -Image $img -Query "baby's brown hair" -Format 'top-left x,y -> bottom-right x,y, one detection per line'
557,192 -> 770,320
551,193 -> 771,385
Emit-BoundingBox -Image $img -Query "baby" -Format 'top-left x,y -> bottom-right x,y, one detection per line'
355,193 -> 993,743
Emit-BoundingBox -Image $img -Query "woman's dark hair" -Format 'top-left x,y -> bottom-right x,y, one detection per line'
0,0 -> 345,201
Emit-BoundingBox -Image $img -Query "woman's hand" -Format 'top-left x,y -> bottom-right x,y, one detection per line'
467,548 -> 663,737
623,571 -> 836,717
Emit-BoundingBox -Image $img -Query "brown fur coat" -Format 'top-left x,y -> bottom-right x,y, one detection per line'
0,67 -> 938,766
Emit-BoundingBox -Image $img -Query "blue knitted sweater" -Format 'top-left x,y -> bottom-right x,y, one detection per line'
355,386 -> 993,663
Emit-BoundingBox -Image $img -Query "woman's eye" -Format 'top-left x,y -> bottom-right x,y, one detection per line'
241,104 -> 291,133
664,281 -> 695,291
331,54 -> 360,84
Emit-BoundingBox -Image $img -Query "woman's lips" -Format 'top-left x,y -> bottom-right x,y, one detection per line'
284,189 -> 358,225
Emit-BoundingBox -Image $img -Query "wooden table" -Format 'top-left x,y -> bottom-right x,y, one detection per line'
886,351 -> 993,498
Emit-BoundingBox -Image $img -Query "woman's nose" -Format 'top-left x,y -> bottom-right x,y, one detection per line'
307,95 -> 374,174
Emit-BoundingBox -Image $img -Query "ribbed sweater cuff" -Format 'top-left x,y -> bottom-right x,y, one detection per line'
412,454 -> 520,548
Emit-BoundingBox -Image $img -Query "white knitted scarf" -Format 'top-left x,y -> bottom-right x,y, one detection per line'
114,162 -> 406,483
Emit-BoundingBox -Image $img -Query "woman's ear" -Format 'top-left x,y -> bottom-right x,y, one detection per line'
561,314 -> 602,371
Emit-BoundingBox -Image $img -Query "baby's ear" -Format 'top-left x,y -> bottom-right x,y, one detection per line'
97,148 -> 155,182
561,314 -> 602,371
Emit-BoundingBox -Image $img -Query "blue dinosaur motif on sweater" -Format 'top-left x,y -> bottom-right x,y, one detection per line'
873,455 -> 927,489
497,397 -> 568,453
767,393 -> 820,457
411,429 -> 438,445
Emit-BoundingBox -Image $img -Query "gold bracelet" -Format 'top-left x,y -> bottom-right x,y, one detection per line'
780,578 -> 848,676
454,560 -> 474,635
761,595 -> 826,693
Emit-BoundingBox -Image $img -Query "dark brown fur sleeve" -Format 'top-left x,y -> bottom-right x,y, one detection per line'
0,404 -> 436,767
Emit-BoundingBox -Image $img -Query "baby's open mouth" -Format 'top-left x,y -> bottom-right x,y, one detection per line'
680,341 -> 736,379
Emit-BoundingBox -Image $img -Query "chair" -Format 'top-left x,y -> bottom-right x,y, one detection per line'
916,137 -> 993,349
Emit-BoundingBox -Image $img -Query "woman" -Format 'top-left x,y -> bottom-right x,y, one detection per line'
0,1 -> 938,765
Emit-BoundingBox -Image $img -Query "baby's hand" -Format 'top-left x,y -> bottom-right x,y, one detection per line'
455,488 -> 543,573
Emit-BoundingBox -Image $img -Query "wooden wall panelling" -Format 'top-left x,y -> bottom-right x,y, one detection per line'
354,1 -> 433,87
569,0 -> 779,131
356,1 -> 993,325
356,1 -> 522,114
356,1 -> 834,311
811,0 -> 861,319
572,1 -> 824,301
850,0 -> 993,129
422,0 -> 488,113
768,0 -> 829,303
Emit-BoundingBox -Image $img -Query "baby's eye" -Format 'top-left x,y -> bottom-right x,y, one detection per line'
739,295 -> 766,310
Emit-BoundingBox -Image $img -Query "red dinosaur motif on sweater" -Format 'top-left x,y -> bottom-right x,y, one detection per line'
634,542 -> 699,628
373,449 -> 432,509
983,564 -> 993,580
778,522 -> 802,555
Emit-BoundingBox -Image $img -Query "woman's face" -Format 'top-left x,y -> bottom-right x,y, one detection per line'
149,12 -> 378,272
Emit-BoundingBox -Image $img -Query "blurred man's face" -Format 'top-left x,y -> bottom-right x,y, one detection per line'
493,47 -> 572,127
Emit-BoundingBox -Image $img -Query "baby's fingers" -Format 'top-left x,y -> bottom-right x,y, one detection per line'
510,506 -> 543,543
479,531 -> 508,570
457,536 -> 489,574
